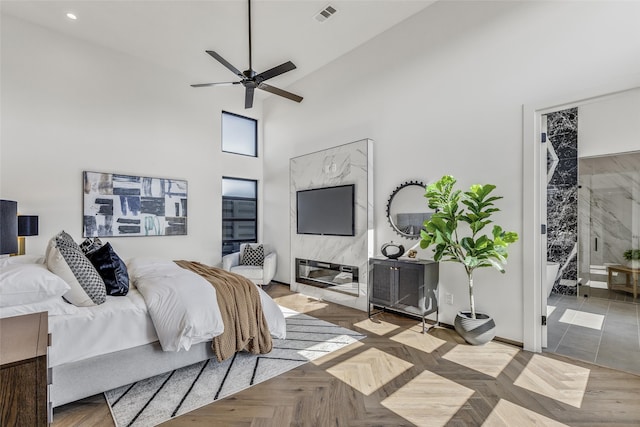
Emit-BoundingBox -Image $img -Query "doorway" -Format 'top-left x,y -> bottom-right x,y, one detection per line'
540,92 -> 640,375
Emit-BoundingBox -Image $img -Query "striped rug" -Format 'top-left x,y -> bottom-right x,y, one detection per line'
104,307 -> 365,427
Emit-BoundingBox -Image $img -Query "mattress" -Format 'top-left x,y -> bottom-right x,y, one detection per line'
48,285 -> 285,367
48,288 -> 158,367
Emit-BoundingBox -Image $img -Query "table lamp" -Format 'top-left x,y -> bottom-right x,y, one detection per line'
18,215 -> 39,255
0,200 -> 18,255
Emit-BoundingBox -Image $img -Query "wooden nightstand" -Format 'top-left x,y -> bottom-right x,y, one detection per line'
0,312 -> 51,426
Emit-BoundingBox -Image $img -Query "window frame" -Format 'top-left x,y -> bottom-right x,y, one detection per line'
221,111 -> 258,158
221,176 -> 258,256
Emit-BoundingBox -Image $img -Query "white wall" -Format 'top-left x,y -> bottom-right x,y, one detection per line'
1,14 -> 264,263
263,1 -> 640,342
578,88 -> 640,158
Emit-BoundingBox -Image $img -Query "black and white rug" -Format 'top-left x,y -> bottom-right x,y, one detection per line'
104,307 -> 365,427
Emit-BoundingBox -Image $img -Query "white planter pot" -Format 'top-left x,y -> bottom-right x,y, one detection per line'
454,311 -> 496,346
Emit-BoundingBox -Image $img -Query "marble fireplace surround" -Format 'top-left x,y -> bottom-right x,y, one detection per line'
289,139 -> 374,311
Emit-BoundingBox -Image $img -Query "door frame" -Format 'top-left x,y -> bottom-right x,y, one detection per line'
521,77 -> 640,352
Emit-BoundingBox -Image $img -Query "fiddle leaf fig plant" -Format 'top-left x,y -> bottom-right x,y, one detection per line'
420,175 -> 519,319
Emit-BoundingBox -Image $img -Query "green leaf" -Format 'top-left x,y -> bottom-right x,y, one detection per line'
486,258 -> 506,273
464,256 -> 481,268
503,231 -> 519,243
460,237 -> 474,253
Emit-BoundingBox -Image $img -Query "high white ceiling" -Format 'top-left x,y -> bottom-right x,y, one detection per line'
1,1 -> 435,99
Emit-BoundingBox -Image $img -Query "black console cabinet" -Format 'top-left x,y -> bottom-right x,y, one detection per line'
368,257 -> 439,331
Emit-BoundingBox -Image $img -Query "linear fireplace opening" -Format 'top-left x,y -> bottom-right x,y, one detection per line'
295,258 -> 359,296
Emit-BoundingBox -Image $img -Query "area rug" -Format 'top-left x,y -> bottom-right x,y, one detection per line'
104,306 -> 365,427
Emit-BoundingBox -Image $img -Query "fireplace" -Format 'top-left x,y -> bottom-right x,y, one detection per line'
295,258 -> 359,296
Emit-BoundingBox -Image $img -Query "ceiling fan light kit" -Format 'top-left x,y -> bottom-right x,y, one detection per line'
191,0 -> 303,109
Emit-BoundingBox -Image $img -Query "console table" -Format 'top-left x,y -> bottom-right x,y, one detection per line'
0,312 -> 51,426
607,264 -> 639,299
368,257 -> 439,332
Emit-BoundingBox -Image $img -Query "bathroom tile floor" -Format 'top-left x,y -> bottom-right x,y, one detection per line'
546,293 -> 640,376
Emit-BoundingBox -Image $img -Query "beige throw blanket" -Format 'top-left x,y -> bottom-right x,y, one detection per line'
174,260 -> 273,362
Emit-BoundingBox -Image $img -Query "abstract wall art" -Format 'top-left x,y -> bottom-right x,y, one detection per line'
83,171 -> 187,237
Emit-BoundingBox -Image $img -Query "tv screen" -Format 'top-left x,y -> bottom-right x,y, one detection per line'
296,185 -> 355,236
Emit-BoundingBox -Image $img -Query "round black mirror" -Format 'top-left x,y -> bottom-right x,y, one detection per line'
386,181 -> 432,239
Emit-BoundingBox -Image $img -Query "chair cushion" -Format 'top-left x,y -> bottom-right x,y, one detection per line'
241,244 -> 264,266
230,265 -> 264,281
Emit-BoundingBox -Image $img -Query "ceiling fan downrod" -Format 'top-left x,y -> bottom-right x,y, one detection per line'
247,0 -> 252,74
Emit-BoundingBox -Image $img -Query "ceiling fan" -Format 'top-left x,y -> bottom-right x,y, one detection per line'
191,0 -> 303,109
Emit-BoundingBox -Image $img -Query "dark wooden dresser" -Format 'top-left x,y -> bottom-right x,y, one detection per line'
0,312 -> 50,426
369,257 -> 439,331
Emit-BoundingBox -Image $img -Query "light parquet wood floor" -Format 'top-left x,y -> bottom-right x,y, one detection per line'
53,284 -> 640,427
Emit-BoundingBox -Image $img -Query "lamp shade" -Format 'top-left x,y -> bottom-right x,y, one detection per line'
0,200 -> 18,255
18,215 -> 39,237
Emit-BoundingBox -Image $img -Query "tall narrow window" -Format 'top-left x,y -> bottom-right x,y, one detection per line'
222,177 -> 257,256
221,111 -> 257,157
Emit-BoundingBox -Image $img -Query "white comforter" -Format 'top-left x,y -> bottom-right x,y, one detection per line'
128,258 -> 286,352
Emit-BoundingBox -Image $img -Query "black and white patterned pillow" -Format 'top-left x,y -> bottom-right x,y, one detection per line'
79,237 -> 103,255
46,231 -> 107,306
241,244 -> 264,266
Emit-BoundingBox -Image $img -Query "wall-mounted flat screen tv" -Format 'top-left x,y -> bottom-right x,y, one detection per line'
296,184 -> 355,236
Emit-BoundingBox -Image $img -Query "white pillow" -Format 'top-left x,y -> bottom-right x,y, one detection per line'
0,297 -> 79,318
0,263 -> 71,307
0,254 -> 45,269
126,257 -> 176,283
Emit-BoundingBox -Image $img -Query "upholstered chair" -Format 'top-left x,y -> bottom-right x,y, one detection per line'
222,243 -> 277,287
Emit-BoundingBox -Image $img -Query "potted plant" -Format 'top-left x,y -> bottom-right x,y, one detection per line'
420,175 -> 518,345
623,249 -> 640,269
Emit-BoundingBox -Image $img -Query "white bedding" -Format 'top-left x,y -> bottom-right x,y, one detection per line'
15,256 -> 286,367
129,258 -> 286,351
48,289 -> 157,366
130,259 -> 225,352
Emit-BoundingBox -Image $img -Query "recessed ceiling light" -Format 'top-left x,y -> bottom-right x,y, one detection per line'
66,12 -> 77,20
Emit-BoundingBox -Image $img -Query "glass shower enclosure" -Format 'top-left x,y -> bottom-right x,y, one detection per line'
578,152 -> 640,302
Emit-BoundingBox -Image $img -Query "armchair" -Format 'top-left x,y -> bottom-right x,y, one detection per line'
222,243 -> 277,287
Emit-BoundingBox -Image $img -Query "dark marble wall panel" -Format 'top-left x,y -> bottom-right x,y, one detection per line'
546,108 -> 578,294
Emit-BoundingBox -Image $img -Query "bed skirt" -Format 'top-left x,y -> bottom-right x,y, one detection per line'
51,340 -> 215,407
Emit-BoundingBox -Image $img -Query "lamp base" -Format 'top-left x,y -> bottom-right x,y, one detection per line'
17,236 -> 25,256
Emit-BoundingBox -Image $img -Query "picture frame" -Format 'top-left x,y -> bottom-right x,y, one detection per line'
83,171 -> 187,237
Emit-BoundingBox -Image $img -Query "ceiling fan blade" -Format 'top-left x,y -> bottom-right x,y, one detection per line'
206,50 -> 244,78
258,83 -> 303,103
190,82 -> 241,88
255,61 -> 296,82
245,86 -> 255,109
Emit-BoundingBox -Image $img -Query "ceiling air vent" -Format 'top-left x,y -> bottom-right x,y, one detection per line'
313,4 -> 337,23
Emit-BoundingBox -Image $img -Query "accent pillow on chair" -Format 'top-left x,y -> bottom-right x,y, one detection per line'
241,244 -> 264,266
223,243 -> 276,287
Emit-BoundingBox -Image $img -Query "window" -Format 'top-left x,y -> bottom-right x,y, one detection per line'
221,111 -> 257,157
222,177 -> 257,256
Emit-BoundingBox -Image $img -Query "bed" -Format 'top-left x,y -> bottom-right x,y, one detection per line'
0,254 -> 286,408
